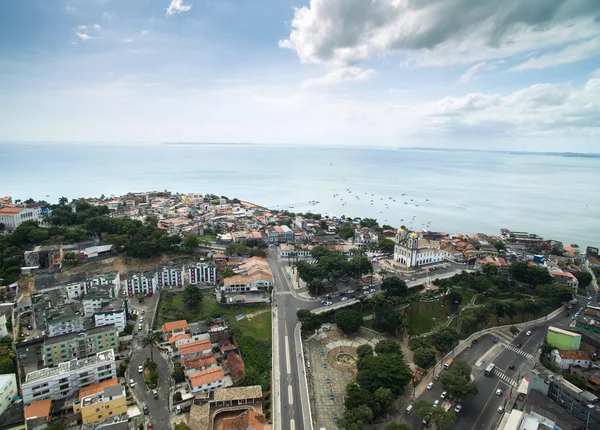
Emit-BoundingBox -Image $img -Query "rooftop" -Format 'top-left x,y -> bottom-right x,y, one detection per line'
25,349 -> 115,384
557,350 -> 590,360
79,377 -> 119,402
0,206 -> 25,216
183,355 -> 217,371
45,324 -> 117,346
162,320 -> 189,333
188,367 -> 224,387
212,385 -> 262,403
178,339 -> 212,356
548,326 -> 580,337
24,398 -> 52,421
221,409 -> 265,430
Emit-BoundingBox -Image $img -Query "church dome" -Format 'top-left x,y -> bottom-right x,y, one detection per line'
410,232 -> 418,239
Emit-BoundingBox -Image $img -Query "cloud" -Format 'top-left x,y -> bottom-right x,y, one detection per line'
141,30 -> 149,36
166,0 -> 192,16
76,32 -> 91,41
93,24 -> 102,31
123,38 -> 135,43
511,37 -> 600,70
459,62 -> 496,84
65,5 -> 78,13
302,67 -> 375,89
102,11 -> 117,20
280,0 -> 600,68
77,25 -> 89,31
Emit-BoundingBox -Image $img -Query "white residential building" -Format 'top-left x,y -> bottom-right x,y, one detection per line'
551,350 -> 591,370
92,300 -> 127,331
0,206 -> 41,230
393,228 -> 447,268
0,374 -> 18,417
126,272 -> 158,296
0,315 -> 8,339
188,262 -> 217,284
157,265 -> 185,288
22,349 -> 116,403
65,272 -> 121,299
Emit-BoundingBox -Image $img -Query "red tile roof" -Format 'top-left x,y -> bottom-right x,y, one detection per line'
221,409 -> 265,430
188,367 -> 224,387
162,320 -> 189,334
227,352 -> 246,384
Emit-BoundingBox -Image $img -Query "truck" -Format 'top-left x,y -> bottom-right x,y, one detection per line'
443,358 -> 454,370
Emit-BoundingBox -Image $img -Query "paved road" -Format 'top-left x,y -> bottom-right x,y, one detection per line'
128,297 -> 172,430
268,250 -> 320,430
406,310 -> 574,430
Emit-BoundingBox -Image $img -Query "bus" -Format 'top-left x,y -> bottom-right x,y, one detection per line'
485,363 -> 496,376
443,358 -> 454,370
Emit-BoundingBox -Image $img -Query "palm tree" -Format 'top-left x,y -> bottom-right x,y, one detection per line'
142,331 -> 162,362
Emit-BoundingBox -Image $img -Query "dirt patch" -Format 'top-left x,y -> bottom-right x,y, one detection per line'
327,346 -> 358,375
245,309 -> 270,320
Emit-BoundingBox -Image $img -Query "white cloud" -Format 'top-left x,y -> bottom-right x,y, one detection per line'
77,25 -> 89,31
302,67 -> 375,89
102,11 -> 117,20
93,24 -> 102,31
141,30 -> 149,36
511,37 -> 600,70
76,32 -> 91,41
280,0 -> 600,68
166,0 -> 192,16
65,5 -> 78,13
459,62 -> 496,84
123,38 -> 135,43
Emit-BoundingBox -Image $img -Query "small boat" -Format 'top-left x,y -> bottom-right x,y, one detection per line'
426,199 -> 429,201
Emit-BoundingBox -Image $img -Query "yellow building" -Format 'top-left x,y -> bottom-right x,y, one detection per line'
73,378 -> 127,424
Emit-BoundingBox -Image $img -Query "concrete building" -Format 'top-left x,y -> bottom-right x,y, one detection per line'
24,399 -> 51,430
547,374 -> 600,429
0,375 -> 18,418
280,224 -> 294,243
188,367 -> 225,394
178,339 -> 213,361
0,315 -> 7,339
92,299 -> 127,332
22,349 -> 116,403
125,272 -> 158,296
547,326 -> 581,350
551,270 -> 579,289
393,228 -> 446,268
73,378 -> 127,425
65,272 -> 121,300
0,206 -> 40,231
45,303 -> 85,338
221,273 -> 273,295
552,350 -> 591,370
43,325 -> 119,366
157,265 -> 185,288
188,261 -> 217,284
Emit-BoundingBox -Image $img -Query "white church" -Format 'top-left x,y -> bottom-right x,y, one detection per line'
393,228 -> 448,268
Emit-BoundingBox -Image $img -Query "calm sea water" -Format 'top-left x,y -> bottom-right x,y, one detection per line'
1,142 -> 598,247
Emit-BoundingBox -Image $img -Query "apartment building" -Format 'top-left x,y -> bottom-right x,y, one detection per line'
125,272 -> 158,296
22,350 -> 116,403
45,304 -> 85,338
157,265 -> 185,288
188,262 -> 217,284
0,206 -> 41,230
92,300 -> 127,331
43,325 -> 119,366
0,374 -> 18,417
73,378 -> 127,425
66,273 -> 121,299
189,367 -> 225,394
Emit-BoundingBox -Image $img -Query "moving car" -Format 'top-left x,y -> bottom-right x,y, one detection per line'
340,297 -> 348,301
129,379 -> 135,388
494,337 -> 499,343
147,424 -> 153,430
138,365 -> 143,373
143,404 -> 149,415
497,406 -> 505,413
509,364 -> 515,370
526,330 -> 532,336
454,404 -> 463,413
426,382 -> 434,390
471,339 -> 478,344
496,388 -> 503,396
152,389 -> 158,399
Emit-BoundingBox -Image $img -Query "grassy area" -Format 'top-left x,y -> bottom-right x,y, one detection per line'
453,288 -> 476,305
155,293 -> 271,341
406,300 -> 454,334
473,295 -> 489,305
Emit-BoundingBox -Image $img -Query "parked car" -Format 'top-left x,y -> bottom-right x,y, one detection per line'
129,379 -> 135,388
471,339 -> 478,344
427,382 -> 434,390
27,325 -> 32,330
496,388 -> 503,396
143,404 -> 149,415
147,424 -> 153,430
369,288 -> 376,293
138,365 -> 143,373
494,337 -> 499,343
347,290 -> 355,294
340,297 -> 348,302
152,389 -> 158,399
433,400 -> 440,408
440,391 -> 447,399
349,295 -> 356,298
497,406 -> 505,413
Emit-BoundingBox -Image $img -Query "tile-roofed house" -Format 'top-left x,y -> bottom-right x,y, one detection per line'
551,270 -> 579,288
552,349 -> 592,369
221,410 -> 265,430
168,333 -> 192,347
183,354 -> 217,375
161,320 -> 189,340
188,367 -> 225,394
24,398 -> 52,425
212,385 -> 262,404
178,339 -> 213,360
226,352 -> 246,384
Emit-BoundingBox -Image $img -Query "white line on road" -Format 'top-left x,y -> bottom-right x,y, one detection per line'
285,325 -> 291,374
288,385 -> 294,405
290,419 -> 296,430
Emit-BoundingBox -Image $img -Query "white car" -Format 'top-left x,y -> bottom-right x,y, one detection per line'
363,290 -> 370,295
440,391 -> 447,399
497,406 -> 505,413
138,365 -> 143,373
369,288 -> 376,293
496,388 -> 503,396
454,404 -> 463,413
433,400 -> 440,408
129,379 -> 136,388
347,290 -> 355,294
525,330 -> 532,336
340,297 -> 348,301
426,382 -> 434,390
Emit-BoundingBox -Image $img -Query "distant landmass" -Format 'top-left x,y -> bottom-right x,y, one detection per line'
401,147 -> 600,159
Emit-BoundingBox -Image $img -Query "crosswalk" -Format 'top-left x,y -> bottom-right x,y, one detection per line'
495,368 -> 516,387
503,343 -> 534,360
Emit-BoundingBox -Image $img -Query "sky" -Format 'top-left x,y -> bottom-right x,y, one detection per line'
0,0 -> 599,151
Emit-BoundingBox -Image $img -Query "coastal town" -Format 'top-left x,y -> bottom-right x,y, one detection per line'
0,191 -> 599,430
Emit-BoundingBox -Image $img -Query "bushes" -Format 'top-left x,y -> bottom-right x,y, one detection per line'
173,391 -> 183,402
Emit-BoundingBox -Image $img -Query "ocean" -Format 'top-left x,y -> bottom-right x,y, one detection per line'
1,142 -> 598,248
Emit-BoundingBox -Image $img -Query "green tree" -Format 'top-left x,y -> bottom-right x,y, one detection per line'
335,310 -> 364,333
173,391 -> 183,402
385,424 -> 411,430
297,309 -> 322,332
360,218 -> 378,228
221,267 -> 235,278
183,234 -> 200,252
356,344 -> 373,359
447,290 -> 463,311
374,339 -> 402,356
46,422 -> 67,430
378,238 -> 395,253
183,284 -> 203,309
510,326 -> 520,336
574,271 -> 593,288
356,354 -> 412,397
58,196 -> 69,205
142,331 -> 162,362
440,359 -> 478,402
413,347 -> 437,369
493,241 -> 505,251
337,224 -> 356,240
430,407 -> 456,429
563,372 -> 587,390
172,367 -> 186,383
381,277 -> 408,298
430,327 -> 459,354
0,357 -> 14,374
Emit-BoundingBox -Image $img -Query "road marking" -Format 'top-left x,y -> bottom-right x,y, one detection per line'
288,385 -> 294,405
503,343 -> 534,360
290,419 -> 295,430
285,323 -> 291,374
471,379 -> 503,430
